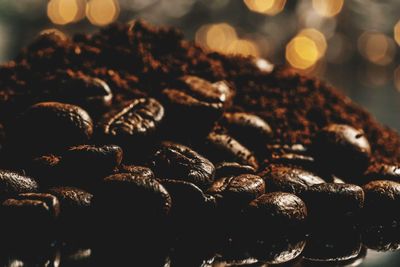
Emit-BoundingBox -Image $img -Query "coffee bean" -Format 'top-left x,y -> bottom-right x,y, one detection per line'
96,173 -> 171,223
48,186 -> 93,231
246,192 -> 307,229
362,180 -> 400,218
364,163 -> 400,184
14,102 -> 93,153
160,179 -> 215,222
0,170 -> 39,199
248,236 -> 306,264
152,142 -> 215,189
270,153 -> 316,170
362,220 -> 400,251
58,73 -> 113,110
161,76 -> 228,137
207,174 -> 265,207
221,112 -> 272,150
311,124 -> 371,178
301,183 -> 364,217
2,193 -> 59,227
215,162 -> 255,179
177,76 -> 234,107
303,224 -> 362,262
204,132 -> 259,170
60,144 -> 123,182
100,98 -> 164,157
118,165 -> 155,179
25,154 -> 61,187
260,164 -> 325,195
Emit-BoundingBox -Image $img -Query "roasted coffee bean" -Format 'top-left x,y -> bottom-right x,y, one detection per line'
364,163 -> 400,184
221,112 -> 272,150
260,164 -> 325,195
362,180 -> 400,218
207,174 -> 265,207
176,75 -> 234,108
117,165 -> 155,179
204,132 -> 259,170
248,236 -> 306,264
48,186 -> 93,231
58,73 -> 113,110
161,179 -> 215,223
152,142 -> 215,189
246,192 -> 307,229
60,144 -> 123,181
303,224 -> 362,262
1,193 -> 59,238
96,173 -> 171,223
301,183 -> 364,217
161,76 -> 229,137
362,220 -> 400,251
271,153 -> 316,170
311,124 -> 371,178
14,102 -> 93,153
100,98 -> 164,157
215,162 -> 255,178
0,170 -> 39,199
25,154 -> 61,187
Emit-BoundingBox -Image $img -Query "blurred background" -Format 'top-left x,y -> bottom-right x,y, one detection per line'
0,0 -> 399,131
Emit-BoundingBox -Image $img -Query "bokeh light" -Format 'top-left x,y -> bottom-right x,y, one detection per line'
394,66 -> 400,92
244,0 -> 286,16
47,0 -> 85,25
227,39 -> 259,57
358,32 -> 396,65
195,23 -> 238,53
86,0 -> 120,26
285,29 -> 327,70
312,0 -> 344,18
394,20 -> 400,46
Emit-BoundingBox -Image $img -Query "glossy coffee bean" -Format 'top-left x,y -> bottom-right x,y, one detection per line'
204,132 -> 259,170
161,76 -> 228,137
363,180 -> 400,218
152,142 -> 215,189
60,144 -> 123,181
260,164 -> 325,195
100,97 -> 164,148
311,124 -> 371,178
161,179 -> 215,223
215,162 -> 255,179
48,186 -> 93,231
364,163 -> 400,184
0,170 -> 39,199
362,220 -> 400,251
301,183 -> 364,217
1,193 -> 59,237
303,224 -> 362,262
221,112 -> 272,150
118,165 -> 155,179
248,236 -> 306,264
15,102 -> 93,153
58,73 -> 113,110
207,174 -> 265,207
247,192 -> 307,229
177,75 -> 234,107
96,173 -> 171,222
25,154 -> 61,187
270,153 -> 316,170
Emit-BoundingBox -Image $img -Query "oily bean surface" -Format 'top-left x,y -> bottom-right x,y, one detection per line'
215,162 -> 255,179
152,142 -> 215,189
0,170 -> 39,199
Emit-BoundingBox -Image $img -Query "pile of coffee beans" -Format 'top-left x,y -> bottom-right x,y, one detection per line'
0,21 -> 399,265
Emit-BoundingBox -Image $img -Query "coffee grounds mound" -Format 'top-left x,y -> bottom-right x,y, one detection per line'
0,20 -> 399,165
